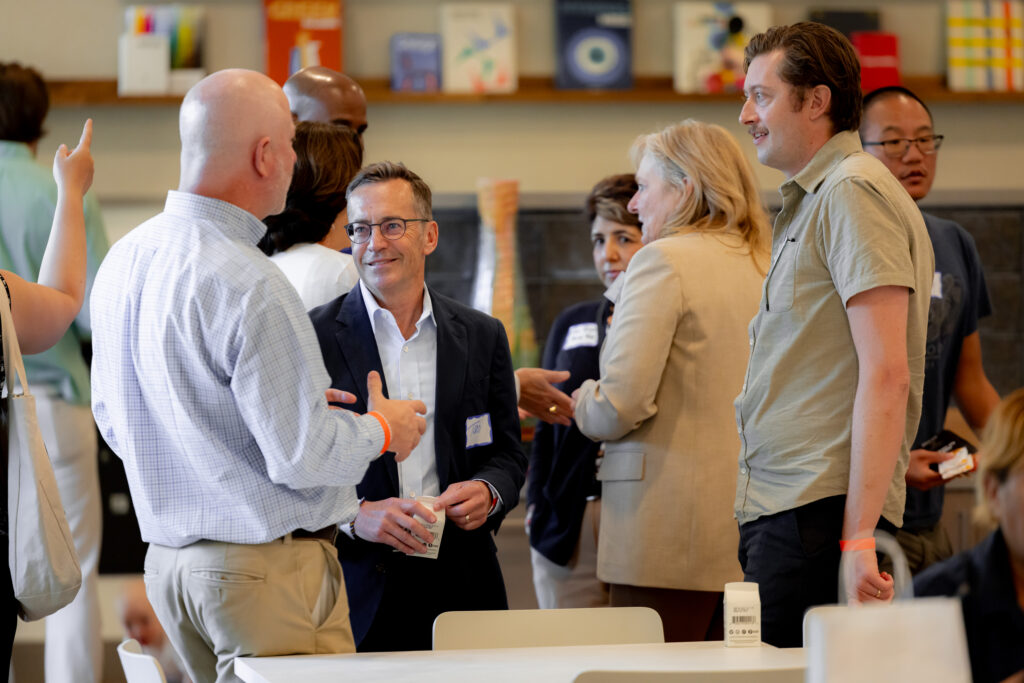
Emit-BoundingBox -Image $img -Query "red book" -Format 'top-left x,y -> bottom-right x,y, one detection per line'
852,31 -> 900,93
264,0 -> 343,86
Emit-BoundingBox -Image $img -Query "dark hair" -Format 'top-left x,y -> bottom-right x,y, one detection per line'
0,62 -> 49,143
346,161 -> 432,219
585,174 -> 640,228
744,22 -> 862,133
862,86 -> 933,125
259,121 -> 363,255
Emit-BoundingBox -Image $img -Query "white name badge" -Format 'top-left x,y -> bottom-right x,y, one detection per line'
563,322 -> 599,351
932,271 -> 943,298
466,413 -> 493,449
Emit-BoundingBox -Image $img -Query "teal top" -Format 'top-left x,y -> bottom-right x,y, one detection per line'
0,140 -> 110,404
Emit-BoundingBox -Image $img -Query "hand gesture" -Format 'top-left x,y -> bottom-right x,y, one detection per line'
353,498 -> 436,555
842,546 -> 894,604
435,480 -> 492,531
905,448 -> 954,491
366,370 -> 426,462
53,119 -> 94,199
516,367 -> 572,426
325,388 -> 357,409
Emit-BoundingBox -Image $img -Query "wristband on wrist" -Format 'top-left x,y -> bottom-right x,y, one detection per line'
348,519 -> 357,538
839,537 -> 876,552
366,411 -> 392,454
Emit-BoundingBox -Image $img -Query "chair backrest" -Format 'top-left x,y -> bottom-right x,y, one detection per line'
574,670 -> 801,683
117,638 -> 168,683
432,607 -> 664,650
803,598 -> 971,683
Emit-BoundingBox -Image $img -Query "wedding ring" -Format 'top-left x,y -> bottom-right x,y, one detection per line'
465,514 -> 471,524
548,405 -> 558,414
875,588 -> 881,599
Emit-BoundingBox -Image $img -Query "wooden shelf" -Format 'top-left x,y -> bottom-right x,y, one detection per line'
48,75 -> 1024,107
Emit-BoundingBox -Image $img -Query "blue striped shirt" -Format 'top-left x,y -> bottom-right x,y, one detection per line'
91,191 -> 384,547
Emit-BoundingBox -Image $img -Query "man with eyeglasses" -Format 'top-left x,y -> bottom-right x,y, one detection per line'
308,161 -> 526,652
861,86 -> 1000,574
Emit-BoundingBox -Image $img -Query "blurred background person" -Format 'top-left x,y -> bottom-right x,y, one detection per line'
0,119 -> 94,672
259,121 -> 363,309
0,62 -> 108,683
526,174 -> 642,609
915,388 -> 1024,683
573,119 -> 770,641
119,579 -> 190,683
284,67 -> 368,139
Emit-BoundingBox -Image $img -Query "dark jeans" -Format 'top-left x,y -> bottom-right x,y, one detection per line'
738,495 -> 897,648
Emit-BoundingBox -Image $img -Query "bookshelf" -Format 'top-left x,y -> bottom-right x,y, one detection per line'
47,75 -> 1024,108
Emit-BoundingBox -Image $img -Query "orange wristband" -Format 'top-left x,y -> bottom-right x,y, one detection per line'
366,411 -> 392,454
839,537 -> 876,552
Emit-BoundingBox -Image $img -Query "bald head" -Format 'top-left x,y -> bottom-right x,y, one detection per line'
179,69 -> 296,219
284,67 -> 368,137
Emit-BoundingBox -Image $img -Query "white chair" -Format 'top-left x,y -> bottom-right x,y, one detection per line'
574,670 -> 801,682
117,638 -> 168,683
802,598 -> 971,683
432,606 -> 664,650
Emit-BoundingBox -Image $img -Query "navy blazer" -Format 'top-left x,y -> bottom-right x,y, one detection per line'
309,285 -> 526,646
527,299 -> 610,566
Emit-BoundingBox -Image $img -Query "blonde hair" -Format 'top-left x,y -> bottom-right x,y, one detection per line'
975,387 -> 1024,525
629,119 -> 770,273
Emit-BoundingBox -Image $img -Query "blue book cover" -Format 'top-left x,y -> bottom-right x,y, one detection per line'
390,32 -> 442,92
555,0 -> 633,89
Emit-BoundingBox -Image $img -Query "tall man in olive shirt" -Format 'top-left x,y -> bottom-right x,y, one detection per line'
733,23 -> 934,647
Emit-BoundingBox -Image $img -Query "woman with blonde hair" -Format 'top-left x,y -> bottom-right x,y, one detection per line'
915,388 -> 1024,683
572,119 -> 770,641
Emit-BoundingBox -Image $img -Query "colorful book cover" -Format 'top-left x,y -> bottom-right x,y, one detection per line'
441,3 -> 518,94
264,0 -> 343,86
852,31 -> 901,93
555,0 -> 633,90
947,1 -> 1024,92
125,4 -> 206,70
390,32 -> 442,92
673,2 -> 772,94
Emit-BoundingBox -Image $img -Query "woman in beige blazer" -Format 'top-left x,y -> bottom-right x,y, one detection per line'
573,119 -> 770,642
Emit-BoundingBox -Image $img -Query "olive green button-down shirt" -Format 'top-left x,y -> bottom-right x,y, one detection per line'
0,140 -> 109,404
734,131 -> 934,528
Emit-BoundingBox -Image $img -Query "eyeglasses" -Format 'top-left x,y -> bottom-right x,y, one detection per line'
862,134 -> 944,158
345,218 -> 429,244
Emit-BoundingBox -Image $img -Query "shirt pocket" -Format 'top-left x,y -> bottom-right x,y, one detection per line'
765,238 -> 800,313
596,448 -> 644,481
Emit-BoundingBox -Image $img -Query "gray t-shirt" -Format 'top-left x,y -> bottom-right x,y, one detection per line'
734,131 -> 934,527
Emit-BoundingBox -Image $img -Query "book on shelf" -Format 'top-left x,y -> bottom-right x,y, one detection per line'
946,0 -> 1024,92
264,0 -> 344,86
807,9 -> 881,38
441,3 -> 518,94
673,2 -> 772,94
555,0 -> 633,90
120,5 -> 206,95
390,33 -> 442,93
852,31 -> 901,93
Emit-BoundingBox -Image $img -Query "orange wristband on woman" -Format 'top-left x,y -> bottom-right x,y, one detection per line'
839,537 -> 876,552
366,411 -> 392,454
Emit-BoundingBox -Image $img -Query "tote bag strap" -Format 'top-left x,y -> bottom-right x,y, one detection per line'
0,278 -> 31,403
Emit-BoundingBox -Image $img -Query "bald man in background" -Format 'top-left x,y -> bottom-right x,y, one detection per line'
284,66 -> 368,137
90,69 -> 426,683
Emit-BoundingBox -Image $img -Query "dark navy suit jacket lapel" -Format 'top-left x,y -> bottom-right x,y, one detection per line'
431,290 -> 468,490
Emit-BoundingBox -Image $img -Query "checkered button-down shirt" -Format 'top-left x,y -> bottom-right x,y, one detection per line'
91,191 -> 384,547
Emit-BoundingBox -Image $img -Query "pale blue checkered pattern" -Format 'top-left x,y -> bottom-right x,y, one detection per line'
91,191 -> 384,547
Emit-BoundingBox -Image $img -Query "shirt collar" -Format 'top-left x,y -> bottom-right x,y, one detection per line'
164,190 -> 268,246
0,140 -> 35,161
786,130 -> 863,196
359,280 -> 435,339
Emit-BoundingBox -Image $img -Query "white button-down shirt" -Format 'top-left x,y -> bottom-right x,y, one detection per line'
360,281 -> 439,499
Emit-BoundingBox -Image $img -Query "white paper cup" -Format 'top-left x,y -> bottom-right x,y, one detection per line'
412,496 -> 445,559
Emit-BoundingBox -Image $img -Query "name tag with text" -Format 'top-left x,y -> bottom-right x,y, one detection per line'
563,322 -> 599,350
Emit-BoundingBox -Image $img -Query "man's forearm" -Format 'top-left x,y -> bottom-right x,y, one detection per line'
844,368 -> 909,539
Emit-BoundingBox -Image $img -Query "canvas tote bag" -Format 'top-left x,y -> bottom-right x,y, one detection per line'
0,284 -> 81,621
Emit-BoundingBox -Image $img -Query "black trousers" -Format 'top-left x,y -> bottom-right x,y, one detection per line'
738,495 -> 897,648
1,410 -> 15,669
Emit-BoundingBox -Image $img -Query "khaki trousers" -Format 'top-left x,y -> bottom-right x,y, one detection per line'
145,536 -> 354,683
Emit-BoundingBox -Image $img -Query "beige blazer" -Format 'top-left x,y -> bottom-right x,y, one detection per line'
574,230 -> 764,591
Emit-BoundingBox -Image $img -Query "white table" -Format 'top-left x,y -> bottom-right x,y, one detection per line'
235,641 -> 806,683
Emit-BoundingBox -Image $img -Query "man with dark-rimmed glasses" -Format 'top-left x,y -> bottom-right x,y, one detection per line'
308,161 -> 526,651
861,86 -> 1000,575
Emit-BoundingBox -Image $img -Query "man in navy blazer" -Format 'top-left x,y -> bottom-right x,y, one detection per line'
309,161 -> 526,652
